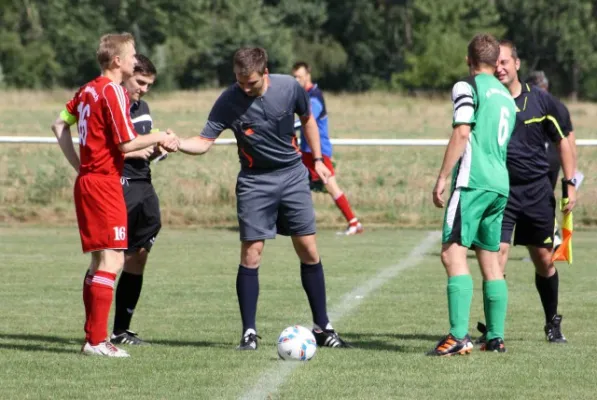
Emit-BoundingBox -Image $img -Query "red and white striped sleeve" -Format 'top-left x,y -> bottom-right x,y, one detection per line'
103,82 -> 137,144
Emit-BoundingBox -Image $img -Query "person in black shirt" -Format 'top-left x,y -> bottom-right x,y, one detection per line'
111,54 -> 165,345
482,40 -> 577,344
526,70 -> 578,249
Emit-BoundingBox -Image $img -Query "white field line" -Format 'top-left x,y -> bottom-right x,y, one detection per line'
239,230 -> 441,400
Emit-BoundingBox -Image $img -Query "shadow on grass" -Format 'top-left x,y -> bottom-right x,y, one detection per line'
341,331 -> 526,353
0,343 -> 76,354
429,251 -> 480,260
339,332 -> 439,353
0,333 -> 232,352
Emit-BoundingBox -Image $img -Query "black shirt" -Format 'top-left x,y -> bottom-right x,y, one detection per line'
507,83 -> 569,184
123,100 -> 153,181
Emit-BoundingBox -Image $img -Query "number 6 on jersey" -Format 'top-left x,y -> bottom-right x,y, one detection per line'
498,106 -> 510,146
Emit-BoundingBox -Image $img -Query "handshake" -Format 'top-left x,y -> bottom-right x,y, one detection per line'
137,129 -> 181,162
159,129 -> 180,153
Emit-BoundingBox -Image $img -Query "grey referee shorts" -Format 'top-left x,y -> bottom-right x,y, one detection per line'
236,162 -> 316,241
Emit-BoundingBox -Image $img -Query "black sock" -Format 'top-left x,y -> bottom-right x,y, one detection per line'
236,265 -> 259,333
113,272 -> 144,334
300,261 -> 329,329
535,271 -> 559,324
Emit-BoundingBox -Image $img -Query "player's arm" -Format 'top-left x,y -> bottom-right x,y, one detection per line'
437,124 -> 471,181
296,84 -> 321,158
124,147 -> 155,160
543,93 -> 575,180
178,136 -> 215,155
543,92 -> 576,211
568,130 -> 577,170
51,108 -> 80,173
300,115 -> 322,158
103,83 -> 174,153
119,130 -> 175,153
179,94 -> 230,155
433,81 -> 474,208
555,98 -> 578,170
296,83 -> 330,183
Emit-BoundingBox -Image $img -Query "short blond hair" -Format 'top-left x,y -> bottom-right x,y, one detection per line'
96,33 -> 135,70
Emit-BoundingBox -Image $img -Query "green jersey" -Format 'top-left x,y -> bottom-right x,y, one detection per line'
451,73 -> 516,196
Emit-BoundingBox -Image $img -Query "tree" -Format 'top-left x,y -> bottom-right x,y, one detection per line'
397,0 -> 504,91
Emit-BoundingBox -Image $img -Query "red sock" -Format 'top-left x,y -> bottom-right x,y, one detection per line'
83,270 -> 93,334
86,271 -> 116,345
334,193 -> 357,223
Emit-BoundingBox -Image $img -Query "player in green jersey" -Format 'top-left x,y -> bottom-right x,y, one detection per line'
428,33 -> 516,356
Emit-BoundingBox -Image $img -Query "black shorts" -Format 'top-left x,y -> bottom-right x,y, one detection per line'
501,176 -> 555,248
122,179 -> 161,253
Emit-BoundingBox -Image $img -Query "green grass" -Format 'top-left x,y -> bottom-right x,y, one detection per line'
1,227 -> 595,399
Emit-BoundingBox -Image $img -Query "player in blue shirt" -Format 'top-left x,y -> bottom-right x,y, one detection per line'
292,62 -> 363,236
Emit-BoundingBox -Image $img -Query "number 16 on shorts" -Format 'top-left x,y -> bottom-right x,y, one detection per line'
113,226 -> 127,241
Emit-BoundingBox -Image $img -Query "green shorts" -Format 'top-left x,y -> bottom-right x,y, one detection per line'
442,188 -> 507,251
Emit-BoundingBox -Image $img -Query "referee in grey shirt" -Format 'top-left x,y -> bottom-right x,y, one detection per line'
178,47 -> 351,351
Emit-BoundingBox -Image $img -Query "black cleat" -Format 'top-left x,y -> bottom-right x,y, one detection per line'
110,330 -> 149,346
312,328 -> 352,348
427,333 -> 473,356
475,322 -> 487,345
480,337 -> 506,353
237,330 -> 260,350
545,315 -> 567,343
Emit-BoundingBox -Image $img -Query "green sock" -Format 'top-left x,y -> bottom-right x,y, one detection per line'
447,274 -> 473,340
483,279 -> 508,341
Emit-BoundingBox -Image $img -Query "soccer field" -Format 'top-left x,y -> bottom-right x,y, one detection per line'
0,227 -> 595,399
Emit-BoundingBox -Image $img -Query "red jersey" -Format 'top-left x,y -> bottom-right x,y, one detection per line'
65,76 -> 137,177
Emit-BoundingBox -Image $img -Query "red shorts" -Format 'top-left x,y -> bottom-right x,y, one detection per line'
301,153 -> 335,182
74,175 -> 128,253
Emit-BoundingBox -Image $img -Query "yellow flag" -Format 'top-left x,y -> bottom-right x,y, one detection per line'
552,198 -> 573,264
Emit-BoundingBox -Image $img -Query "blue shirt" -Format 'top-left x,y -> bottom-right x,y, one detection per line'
300,84 -> 332,157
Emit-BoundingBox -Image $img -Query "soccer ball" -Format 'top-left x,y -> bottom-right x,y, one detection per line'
277,325 -> 317,361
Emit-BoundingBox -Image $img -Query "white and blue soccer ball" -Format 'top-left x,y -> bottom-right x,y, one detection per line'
277,325 -> 317,361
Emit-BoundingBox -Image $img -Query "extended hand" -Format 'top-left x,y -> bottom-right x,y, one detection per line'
432,177 -> 446,208
161,129 -> 180,152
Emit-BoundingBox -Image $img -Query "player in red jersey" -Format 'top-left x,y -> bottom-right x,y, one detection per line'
51,33 -> 178,357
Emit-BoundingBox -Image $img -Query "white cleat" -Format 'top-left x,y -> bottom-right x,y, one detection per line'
81,341 -> 130,357
342,222 -> 363,236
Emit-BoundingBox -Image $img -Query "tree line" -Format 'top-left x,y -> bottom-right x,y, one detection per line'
1,0 -> 597,99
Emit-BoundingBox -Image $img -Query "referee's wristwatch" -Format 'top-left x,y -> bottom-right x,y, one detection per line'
313,157 -> 324,165
561,177 -> 577,187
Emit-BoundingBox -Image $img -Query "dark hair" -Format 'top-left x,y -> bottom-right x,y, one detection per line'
292,61 -> 311,73
527,70 -> 549,89
467,33 -> 500,68
134,53 -> 157,76
498,39 -> 519,59
233,47 -> 268,76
